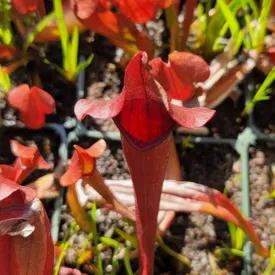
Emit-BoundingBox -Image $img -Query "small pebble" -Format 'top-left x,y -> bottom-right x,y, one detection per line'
232,160 -> 241,173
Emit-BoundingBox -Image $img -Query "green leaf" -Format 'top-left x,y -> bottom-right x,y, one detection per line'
114,227 -> 138,249
0,65 -> 10,93
233,30 -> 244,55
264,245 -> 275,275
242,67 -> 275,116
270,245 -> 275,267
212,22 -> 228,51
156,234 -> 191,267
54,222 -> 79,275
99,237 -> 120,249
228,222 -> 237,248
215,247 -> 245,258
91,203 -> 103,275
247,0 -> 259,18
54,0 -> 69,70
0,0 -> 13,45
205,0 -> 212,27
235,227 -> 245,250
68,25 -> 79,77
229,248 -> 245,257
54,240 -> 70,275
254,0 -> 273,52
216,0 -> 240,39
241,3 -> 254,49
124,248 -> 134,275
203,0 -> 250,56
23,12 -> 55,52
42,58 -> 66,77
76,54 -> 94,73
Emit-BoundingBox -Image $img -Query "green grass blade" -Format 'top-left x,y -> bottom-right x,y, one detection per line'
114,227 -> 138,249
76,54 -> 94,73
99,237 -> 120,249
264,265 -> 273,275
213,22 -> 229,51
242,67 -> 275,116
216,0 -> 240,39
23,12 -> 55,52
228,222 -> 237,248
53,0 -> 69,70
254,0 -> 273,52
235,227 -> 245,250
124,248 -> 134,275
54,240 -> 70,275
156,234 -> 191,267
42,58 -> 66,77
264,245 -> 275,275
248,0 -> 259,18
241,3 -> 254,49
54,222 -> 79,275
271,245 -> 275,266
0,65 -> 10,93
233,30 -> 244,55
68,25 -> 79,77
204,0 -> 250,56
0,0 -> 13,45
91,203 -> 103,275
205,0 -> 212,27
214,248 -> 245,258
111,247 -> 119,275
230,248 -> 245,257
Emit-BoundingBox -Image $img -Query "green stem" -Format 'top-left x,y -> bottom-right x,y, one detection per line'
124,248 -> 134,275
156,234 -> 191,267
54,241 -> 70,275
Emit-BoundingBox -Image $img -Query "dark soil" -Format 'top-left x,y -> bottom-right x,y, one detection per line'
248,69 -> 275,135
254,91 -> 275,135
206,98 -> 245,138
39,62 -> 77,123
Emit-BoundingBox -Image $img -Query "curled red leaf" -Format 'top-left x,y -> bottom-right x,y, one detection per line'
60,139 -> 106,187
150,52 -> 210,100
75,51 -> 215,150
7,84 -> 55,129
10,140 -> 51,184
